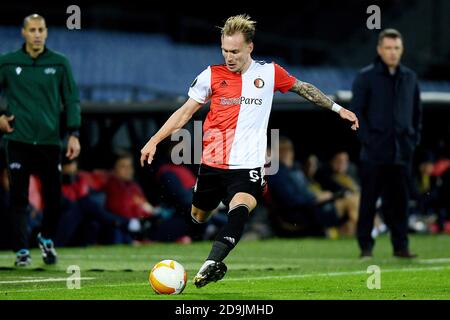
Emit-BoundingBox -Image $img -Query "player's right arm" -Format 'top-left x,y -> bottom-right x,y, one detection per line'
140,98 -> 203,166
141,67 -> 211,166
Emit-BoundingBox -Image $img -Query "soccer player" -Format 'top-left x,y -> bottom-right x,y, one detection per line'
140,14 -> 358,287
0,14 -> 81,266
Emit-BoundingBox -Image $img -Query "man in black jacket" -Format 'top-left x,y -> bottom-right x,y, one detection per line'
351,29 -> 422,258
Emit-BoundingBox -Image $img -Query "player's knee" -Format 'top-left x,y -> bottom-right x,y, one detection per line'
229,192 -> 257,212
191,210 -> 209,224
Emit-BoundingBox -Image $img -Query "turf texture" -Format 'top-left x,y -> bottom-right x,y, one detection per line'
0,234 -> 449,300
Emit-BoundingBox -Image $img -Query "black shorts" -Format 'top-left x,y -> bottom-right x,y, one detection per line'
192,164 -> 266,211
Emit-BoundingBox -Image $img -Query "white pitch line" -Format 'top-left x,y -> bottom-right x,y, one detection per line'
1,266 -> 450,294
0,277 -> 95,284
0,282 -> 146,294
224,265 -> 450,282
418,258 -> 450,264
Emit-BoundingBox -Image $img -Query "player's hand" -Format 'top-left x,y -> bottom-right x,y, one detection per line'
338,108 -> 359,131
0,115 -> 15,133
140,138 -> 157,167
66,135 -> 81,160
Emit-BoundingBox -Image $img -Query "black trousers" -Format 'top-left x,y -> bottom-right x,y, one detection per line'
357,162 -> 410,253
5,140 -> 62,252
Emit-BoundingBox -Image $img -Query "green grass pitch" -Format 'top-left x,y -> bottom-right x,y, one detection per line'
0,234 -> 449,300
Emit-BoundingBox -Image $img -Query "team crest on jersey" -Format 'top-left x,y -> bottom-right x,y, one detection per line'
44,68 -> 56,75
254,78 -> 264,88
15,67 -> 22,75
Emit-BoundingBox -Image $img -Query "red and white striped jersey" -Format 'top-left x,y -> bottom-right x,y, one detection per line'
188,59 -> 296,169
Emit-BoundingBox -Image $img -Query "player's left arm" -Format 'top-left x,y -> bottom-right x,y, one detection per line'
289,80 -> 359,130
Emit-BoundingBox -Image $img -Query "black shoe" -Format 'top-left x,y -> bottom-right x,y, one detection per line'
394,250 -> 417,259
360,250 -> 373,259
15,249 -> 32,267
37,233 -> 58,265
193,261 -> 227,288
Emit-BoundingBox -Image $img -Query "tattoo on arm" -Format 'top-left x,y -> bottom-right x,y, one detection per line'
289,80 -> 333,109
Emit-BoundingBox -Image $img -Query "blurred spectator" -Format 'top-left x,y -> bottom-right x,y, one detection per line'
154,141 -> 226,242
266,137 -> 358,238
411,151 -> 439,214
304,153 -> 360,237
426,143 -> 450,233
103,150 -> 158,242
104,149 -> 194,243
438,169 -> 450,232
406,150 -> 444,233
155,141 -> 197,215
316,151 -> 360,194
55,157 -> 130,246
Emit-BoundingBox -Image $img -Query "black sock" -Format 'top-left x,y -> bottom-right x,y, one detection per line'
189,216 -> 206,241
206,204 -> 249,262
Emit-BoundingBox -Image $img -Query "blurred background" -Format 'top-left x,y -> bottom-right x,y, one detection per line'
1,0 -> 449,247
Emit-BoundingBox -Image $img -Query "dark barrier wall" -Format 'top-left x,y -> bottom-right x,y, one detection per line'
1,98 -> 448,169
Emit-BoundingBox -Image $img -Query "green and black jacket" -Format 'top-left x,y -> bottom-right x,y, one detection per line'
0,45 -> 81,146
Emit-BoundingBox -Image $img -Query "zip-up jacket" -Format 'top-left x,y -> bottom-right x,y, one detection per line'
0,45 -> 81,146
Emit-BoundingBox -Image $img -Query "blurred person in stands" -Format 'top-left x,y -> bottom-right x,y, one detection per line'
105,150 -> 157,243
303,154 -> 360,236
267,137 -> 358,238
350,28 -> 422,258
316,151 -> 360,194
140,14 -> 358,288
154,141 -> 225,242
0,14 -> 81,266
411,151 -> 439,214
427,141 -> 450,233
55,157 -> 129,246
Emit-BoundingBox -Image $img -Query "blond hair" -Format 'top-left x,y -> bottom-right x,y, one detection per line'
221,14 -> 256,43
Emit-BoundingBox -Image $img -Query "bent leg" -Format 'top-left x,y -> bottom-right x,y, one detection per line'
206,192 -> 256,262
191,205 -> 216,224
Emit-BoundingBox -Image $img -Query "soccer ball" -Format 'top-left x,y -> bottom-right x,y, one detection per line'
149,260 -> 187,295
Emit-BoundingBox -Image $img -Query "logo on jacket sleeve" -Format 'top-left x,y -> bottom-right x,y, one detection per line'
9,162 -> 22,170
254,78 -> 264,88
15,67 -> 22,75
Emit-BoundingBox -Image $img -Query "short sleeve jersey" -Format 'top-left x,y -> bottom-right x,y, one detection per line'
188,60 -> 296,169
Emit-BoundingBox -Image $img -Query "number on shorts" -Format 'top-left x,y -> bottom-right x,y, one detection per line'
249,170 -> 259,182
